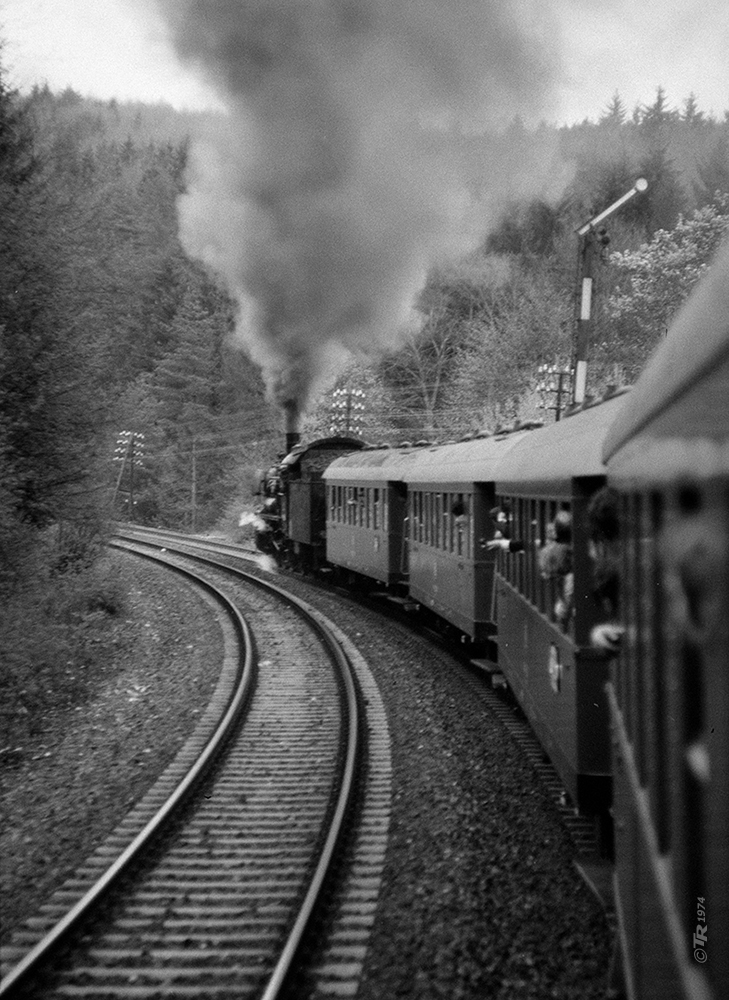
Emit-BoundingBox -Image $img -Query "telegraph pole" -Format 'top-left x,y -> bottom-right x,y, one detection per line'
113,431 -> 145,521
572,178 -> 648,403
330,388 -> 366,435
537,363 -> 572,421
190,435 -> 197,533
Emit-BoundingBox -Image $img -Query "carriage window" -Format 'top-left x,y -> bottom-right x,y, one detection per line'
453,493 -> 466,556
530,499 -> 540,607
634,493 -> 647,781
623,494 -> 638,739
649,492 -> 669,851
446,493 -> 454,551
465,494 -> 473,558
373,488 -> 380,529
525,499 -> 534,605
546,499 -> 559,621
517,498 -> 527,594
536,500 -> 548,614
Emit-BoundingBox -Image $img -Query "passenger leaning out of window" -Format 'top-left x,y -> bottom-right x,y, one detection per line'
537,511 -> 573,628
486,502 -> 525,553
587,486 -> 625,653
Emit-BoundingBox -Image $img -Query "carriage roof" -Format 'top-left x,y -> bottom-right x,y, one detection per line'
323,432 -> 528,486
495,392 -> 628,496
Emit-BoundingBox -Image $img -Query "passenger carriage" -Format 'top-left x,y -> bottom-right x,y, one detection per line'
324,433 -> 527,642
493,391 -> 628,821
400,434 -> 527,642
604,241 -> 729,1000
323,448 -> 411,587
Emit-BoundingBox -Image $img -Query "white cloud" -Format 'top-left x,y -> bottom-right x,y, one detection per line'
0,0 -> 726,122
556,0 -> 729,122
0,0 -> 222,108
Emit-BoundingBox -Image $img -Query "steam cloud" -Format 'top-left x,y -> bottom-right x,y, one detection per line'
152,0 -> 569,419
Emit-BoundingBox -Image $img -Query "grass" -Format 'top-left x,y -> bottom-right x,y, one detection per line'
0,553 -> 132,752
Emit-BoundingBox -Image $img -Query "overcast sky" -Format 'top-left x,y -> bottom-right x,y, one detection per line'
0,0 -> 727,125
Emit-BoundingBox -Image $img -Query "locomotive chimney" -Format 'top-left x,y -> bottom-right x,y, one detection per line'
283,400 -> 301,455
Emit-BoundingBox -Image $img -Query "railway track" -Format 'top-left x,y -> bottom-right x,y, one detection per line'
0,540 -> 392,999
115,526 -> 611,863
121,527 -> 613,883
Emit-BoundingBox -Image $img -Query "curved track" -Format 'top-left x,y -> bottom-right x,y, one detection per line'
117,525 -> 606,860
0,539 -> 392,999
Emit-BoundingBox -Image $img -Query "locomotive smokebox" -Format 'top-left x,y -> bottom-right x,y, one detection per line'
283,400 -> 301,455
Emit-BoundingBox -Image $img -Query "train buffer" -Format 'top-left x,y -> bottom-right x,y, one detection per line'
372,591 -> 420,612
470,658 -> 508,689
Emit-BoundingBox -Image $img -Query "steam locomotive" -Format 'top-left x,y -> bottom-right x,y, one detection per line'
254,243 -> 729,1000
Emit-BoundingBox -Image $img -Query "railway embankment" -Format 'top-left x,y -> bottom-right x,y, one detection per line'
0,554 -> 222,942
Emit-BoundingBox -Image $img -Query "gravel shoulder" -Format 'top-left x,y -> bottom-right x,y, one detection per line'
273,573 -> 612,1000
0,553 -> 223,944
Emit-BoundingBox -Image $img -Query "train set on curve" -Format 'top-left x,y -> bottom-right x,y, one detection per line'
253,243 -> 729,1000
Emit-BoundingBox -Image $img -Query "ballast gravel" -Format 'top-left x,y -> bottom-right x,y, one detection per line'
270,573 -> 612,1000
1,551 -> 611,999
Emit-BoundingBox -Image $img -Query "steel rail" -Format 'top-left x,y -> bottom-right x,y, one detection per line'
0,545 -> 256,998
114,530 -> 364,999
258,569 -> 361,1000
2,534 -> 364,1000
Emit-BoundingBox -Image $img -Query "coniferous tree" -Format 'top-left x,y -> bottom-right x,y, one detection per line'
682,93 -> 707,128
599,91 -> 627,128
635,142 -> 687,232
638,86 -> 680,142
693,134 -> 729,207
1,58 -> 108,578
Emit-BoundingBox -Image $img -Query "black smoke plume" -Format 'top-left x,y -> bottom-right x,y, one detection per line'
152,0 -> 569,414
